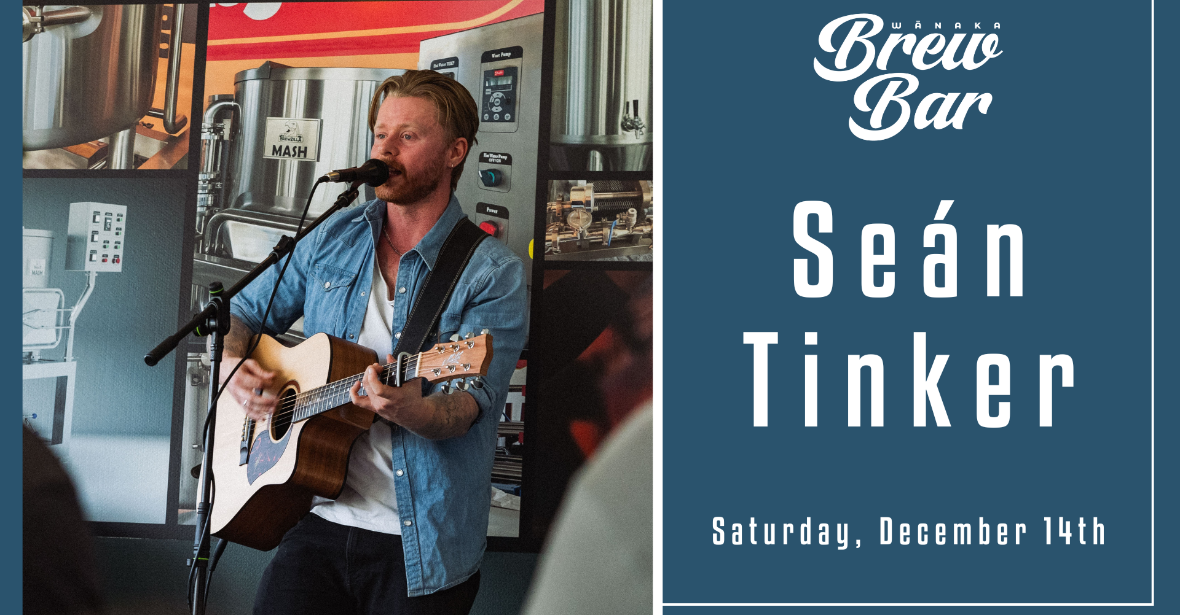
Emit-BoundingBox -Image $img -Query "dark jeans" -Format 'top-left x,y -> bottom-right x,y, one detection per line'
254,513 -> 481,615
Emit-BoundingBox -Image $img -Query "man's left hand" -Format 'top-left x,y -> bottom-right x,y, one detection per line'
348,354 -> 479,440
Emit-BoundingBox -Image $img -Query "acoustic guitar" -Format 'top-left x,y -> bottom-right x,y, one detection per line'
209,331 -> 492,550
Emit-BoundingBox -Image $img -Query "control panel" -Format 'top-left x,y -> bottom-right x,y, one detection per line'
419,14 -> 542,279
478,46 -> 523,133
65,202 -> 127,272
481,66 -> 518,125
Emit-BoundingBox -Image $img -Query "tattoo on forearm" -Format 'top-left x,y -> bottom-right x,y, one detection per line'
422,391 -> 477,440
224,315 -> 255,358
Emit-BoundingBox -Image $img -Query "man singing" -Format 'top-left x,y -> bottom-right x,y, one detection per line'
220,70 -> 527,615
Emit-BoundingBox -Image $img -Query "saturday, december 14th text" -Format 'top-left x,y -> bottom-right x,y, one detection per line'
711,516 -> 1105,550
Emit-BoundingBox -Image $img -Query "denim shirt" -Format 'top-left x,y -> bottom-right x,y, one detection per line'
230,195 -> 527,596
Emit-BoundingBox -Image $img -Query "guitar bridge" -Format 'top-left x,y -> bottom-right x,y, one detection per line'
239,417 -> 254,466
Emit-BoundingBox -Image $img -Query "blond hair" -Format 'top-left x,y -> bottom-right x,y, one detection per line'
368,70 -> 480,190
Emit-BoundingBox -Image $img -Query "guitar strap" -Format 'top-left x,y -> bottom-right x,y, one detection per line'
391,217 -> 488,358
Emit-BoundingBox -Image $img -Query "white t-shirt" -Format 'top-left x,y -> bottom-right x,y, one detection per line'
310,256 -> 402,534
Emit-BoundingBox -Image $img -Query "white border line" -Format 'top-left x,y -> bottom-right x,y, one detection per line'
664,605 -> 1153,608
652,0 -> 664,613
658,1 -> 1156,608
1149,0 -> 1155,605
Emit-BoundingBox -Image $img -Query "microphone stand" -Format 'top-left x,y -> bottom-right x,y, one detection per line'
145,180 -> 365,615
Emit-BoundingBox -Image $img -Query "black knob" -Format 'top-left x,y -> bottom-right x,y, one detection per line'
479,169 -> 502,187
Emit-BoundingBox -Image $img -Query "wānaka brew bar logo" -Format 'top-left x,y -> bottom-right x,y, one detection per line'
814,15 -> 1002,141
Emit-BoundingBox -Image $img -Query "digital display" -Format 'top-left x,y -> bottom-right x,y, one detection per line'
480,65 -> 518,125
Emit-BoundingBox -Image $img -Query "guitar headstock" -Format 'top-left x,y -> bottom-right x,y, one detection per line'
417,332 -> 494,388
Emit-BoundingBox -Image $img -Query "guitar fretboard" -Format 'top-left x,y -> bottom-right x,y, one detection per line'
290,358 -> 420,422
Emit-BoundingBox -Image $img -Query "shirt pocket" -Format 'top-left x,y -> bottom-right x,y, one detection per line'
313,263 -> 357,291
308,263 -> 358,335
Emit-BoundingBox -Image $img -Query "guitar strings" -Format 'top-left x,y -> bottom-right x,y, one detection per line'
243,341 -> 485,424
262,358 -> 417,422
257,356 -> 478,422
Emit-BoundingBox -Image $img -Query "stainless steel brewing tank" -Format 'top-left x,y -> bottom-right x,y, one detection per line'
23,5 -> 162,151
228,64 -> 404,218
551,0 -> 653,171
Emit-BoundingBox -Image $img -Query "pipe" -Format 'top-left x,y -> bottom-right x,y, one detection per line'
42,6 -> 92,27
161,4 -> 188,134
202,210 -> 305,256
592,190 -> 644,201
197,97 -> 239,233
23,6 -> 93,42
65,271 -> 98,361
200,98 -> 238,174
108,127 -> 137,169
204,210 -> 304,236
21,289 -> 66,352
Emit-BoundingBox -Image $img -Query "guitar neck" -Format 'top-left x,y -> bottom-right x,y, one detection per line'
278,333 -> 492,423
291,357 -> 420,422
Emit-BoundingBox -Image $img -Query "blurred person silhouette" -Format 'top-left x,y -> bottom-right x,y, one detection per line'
529,271 -> 653,541
523,273 -> 652,614
521,404 -> 652,615
24,425 -> 104,615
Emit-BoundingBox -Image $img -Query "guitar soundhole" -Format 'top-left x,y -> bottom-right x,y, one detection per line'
269,388 -> 297,441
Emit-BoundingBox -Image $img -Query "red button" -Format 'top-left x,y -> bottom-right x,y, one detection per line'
479,221 -> 499,237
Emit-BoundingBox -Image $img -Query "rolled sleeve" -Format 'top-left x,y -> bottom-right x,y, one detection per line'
436,251 -> 528,423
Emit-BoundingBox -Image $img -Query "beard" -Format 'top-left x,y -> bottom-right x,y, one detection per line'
373,155 -> 447,206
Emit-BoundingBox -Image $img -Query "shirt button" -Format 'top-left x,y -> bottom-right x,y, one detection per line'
394,332 -> 401,339
395,469 -> 404,476
349,334 -> 354,339
398,286 -> 406,294
403,520 -> 412,527
323,281 -> 331,289
361,291 -> 366,296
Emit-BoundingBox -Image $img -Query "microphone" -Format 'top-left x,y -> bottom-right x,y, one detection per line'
323,159 -> 389,186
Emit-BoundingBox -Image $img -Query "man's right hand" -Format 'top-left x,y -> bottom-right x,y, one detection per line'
221,357 -> 278,421
219,315 -> 279,421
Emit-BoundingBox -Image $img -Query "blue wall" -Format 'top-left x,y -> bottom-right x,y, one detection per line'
23,177 -> 189,437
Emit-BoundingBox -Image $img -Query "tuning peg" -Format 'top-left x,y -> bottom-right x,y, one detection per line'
449,333 -> 461,342
456,380 -> 470,391
464,331 -> 474,339
440,383 -> 452,395
469,377 -> 484,390
480,328 -> 489,335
